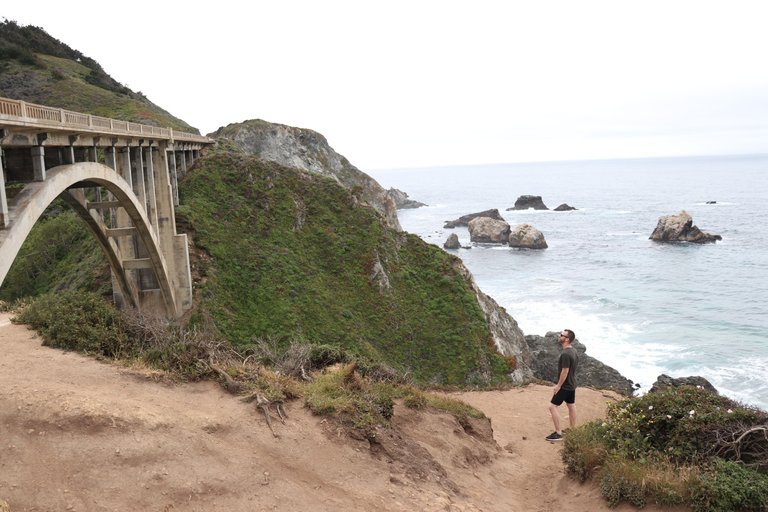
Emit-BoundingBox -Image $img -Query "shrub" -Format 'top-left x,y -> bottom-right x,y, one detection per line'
14,290 -> 128,357
689,458 -> 768,512
562,421 -> 609,482
304,364 -> 394,439
564,387 -> 768,510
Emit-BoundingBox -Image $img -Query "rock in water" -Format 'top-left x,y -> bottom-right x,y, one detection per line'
507,195 -> 548,210
387,188 -> 426,209
649,210 -> 721,243
508,224 -> 548,249
554,203 -> 577,211
526,332 -> 634,396
444,209 -> 505,228
468,217 -> 511,244
649,374 -> 719,394
443,233 -> 461,249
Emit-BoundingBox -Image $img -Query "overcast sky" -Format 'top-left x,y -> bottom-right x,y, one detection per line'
4,1 -> 768,169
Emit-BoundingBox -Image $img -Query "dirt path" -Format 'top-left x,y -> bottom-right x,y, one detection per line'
0,313 -> 675,511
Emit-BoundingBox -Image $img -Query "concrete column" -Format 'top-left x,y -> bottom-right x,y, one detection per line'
153,142 -> 192,313
180,150 -> 188,177
31,146 -> 46,181
168,149 -> 179,207
104,146 -> 118,228
104,146 -> 117,170
0,147 -> 8,228
133,146 -> 147,214
63,146 -> 76,164
118,147 -> 132,187
143,146 -> 159,234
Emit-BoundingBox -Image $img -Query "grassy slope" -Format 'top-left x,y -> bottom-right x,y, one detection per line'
178,148 -> 509,386
0,209 -> 111,301
0,22 -> 196,131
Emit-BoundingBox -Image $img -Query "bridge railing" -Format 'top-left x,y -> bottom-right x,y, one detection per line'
0,96 -> 211,144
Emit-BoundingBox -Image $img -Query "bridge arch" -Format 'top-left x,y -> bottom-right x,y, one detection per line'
0,162 -> 179,317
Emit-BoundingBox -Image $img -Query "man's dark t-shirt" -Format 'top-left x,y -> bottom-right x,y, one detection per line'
558,346 -> 578,391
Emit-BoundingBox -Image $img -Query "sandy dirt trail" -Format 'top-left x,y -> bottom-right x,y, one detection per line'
0,313 -> 676,511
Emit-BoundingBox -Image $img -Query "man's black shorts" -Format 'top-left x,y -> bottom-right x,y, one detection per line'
551,388 -> 576,405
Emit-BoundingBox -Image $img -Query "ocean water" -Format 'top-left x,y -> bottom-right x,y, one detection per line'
369,154 -> 768,410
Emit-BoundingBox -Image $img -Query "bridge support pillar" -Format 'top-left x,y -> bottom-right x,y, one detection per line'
153,142 -> 192,313
168,150 -> 179,207
180,150 -> 188,177
0,147 -> 7,228
31,146 -> 46,181
143,146 -> 159,234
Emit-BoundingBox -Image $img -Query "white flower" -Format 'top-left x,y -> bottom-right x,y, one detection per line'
601,422 -> 607,427
648,405 -> 654,410
689,410 -> 695,416
696,385 -> 702,389
727,409 -> 733,414
666,415 -> 672,419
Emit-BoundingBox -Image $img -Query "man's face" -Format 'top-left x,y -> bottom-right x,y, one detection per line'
558,332 -> 568,345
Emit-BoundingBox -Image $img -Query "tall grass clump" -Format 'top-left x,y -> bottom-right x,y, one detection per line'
562,386 -> 768,510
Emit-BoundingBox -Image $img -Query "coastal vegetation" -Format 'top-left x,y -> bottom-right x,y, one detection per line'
562,386 -> 768,511
0,19 -> 196,131
177,145 -> 510,386
11,289 -> 487,440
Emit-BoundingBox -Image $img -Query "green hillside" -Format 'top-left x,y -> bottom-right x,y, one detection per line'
0,20 -> 196,131
178,147 -> 509,386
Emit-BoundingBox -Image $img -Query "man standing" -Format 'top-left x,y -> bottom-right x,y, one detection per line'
546,329 -> 578,442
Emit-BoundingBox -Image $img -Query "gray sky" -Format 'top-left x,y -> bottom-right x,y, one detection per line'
4,0 -> 768,169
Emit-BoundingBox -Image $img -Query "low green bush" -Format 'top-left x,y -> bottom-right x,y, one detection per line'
564,387 -> 768,511
14,290 -> 128,357
690,458 -> 768,512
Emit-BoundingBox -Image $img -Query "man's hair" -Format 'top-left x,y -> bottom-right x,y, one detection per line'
564,329 -> 575,343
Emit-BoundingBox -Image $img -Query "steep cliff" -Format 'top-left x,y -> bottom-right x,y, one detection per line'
209,120 -> 400,230
177,147 -> 513,386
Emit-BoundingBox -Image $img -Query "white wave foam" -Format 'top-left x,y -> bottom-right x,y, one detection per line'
509,299 -> 682,389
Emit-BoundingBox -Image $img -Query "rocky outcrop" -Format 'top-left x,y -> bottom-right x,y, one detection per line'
649,374 -> 718,395
387,188 -> 426,209
526,332 -> 634,396
468,217 -> 511,244
507,195 -> 548,211
444,209 -> 505,228
208,120 -> 401,231
443,233 -> 461,249
649,211 -> 721,243
508,224 -> 548,249
452,261 -> 533,385
554,203 -> 577,211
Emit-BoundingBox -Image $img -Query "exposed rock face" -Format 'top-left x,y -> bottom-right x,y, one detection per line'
387,188 -> 426,209
208,120 -> 401,231
554,203 -> 577,211
526,332 -> 634,396
444,209 -> 505,228
507,195 -> 548,210
367,252 -> 392,293
468,217 -> 511,244
649,374 -> 719,395
508,224 -> 548,249
649,210 -> 721,243
443,233 -> 461,249
452,261 -> 533,385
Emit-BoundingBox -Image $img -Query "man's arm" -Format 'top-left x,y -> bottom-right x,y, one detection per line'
553,367 -> 570,394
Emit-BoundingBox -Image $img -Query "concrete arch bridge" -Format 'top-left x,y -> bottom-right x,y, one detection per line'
0,96 -> 215,318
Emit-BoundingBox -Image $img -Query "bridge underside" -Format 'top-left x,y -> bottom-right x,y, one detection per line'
0,128 -> 205,318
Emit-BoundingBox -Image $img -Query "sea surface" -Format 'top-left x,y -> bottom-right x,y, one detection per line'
369,154 -> 768,410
